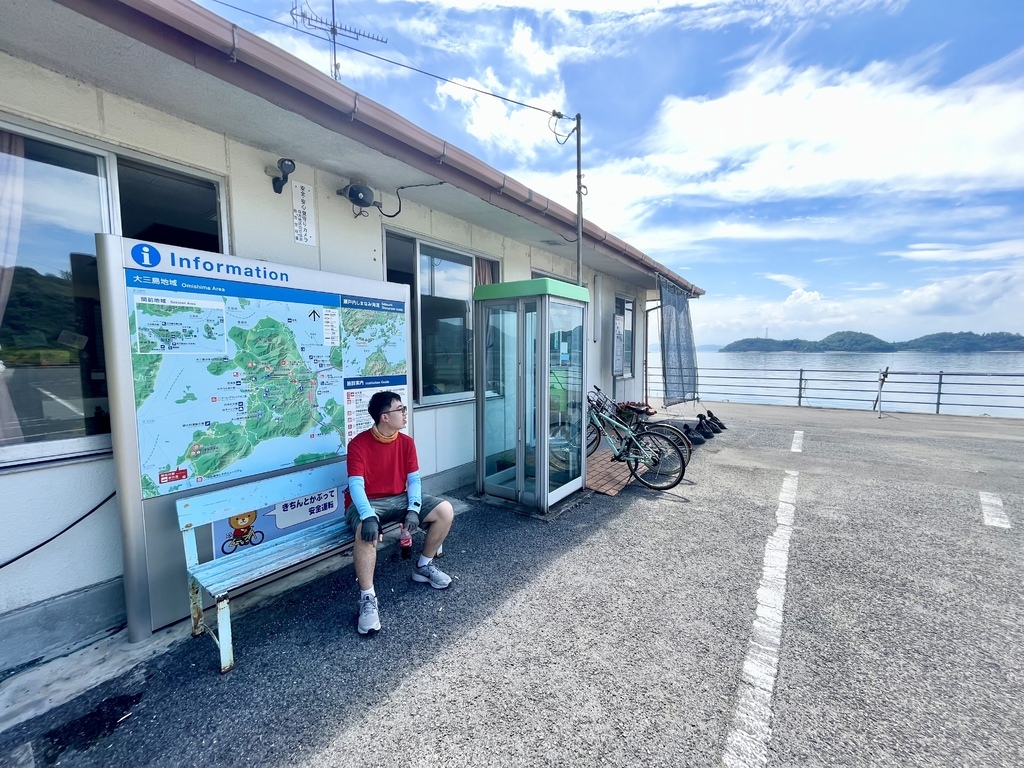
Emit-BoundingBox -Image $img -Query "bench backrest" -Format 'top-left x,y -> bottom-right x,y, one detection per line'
175,464 -> 346,567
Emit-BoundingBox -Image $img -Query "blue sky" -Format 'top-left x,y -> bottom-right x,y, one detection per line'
198,0 -> 1024,346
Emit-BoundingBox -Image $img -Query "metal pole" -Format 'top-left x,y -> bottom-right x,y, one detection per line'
798,368 -> 804,407
936,371 -> 943,414
575,113 -> 583,287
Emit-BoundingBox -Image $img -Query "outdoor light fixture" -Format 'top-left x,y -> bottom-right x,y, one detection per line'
266,158 -> 296,194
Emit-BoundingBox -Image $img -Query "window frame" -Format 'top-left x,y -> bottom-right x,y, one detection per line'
0,114 -> 228,468
614,294 -> 635,379
384,228 -> 499,407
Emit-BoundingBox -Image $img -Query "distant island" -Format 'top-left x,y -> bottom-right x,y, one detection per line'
719,331 -> 1024,353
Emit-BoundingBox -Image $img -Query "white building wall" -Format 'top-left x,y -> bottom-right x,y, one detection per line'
0,458 -> 120,612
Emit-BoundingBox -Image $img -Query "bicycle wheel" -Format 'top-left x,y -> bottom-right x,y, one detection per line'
625,431 -> 685,490
585,421 -> 601,457
642,422 -> 692,466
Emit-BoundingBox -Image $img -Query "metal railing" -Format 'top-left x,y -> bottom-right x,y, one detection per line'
647,366 -> 1024,417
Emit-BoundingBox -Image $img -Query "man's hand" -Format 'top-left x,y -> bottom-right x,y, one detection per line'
404,509 -> 419,535
360,516 -> 380,543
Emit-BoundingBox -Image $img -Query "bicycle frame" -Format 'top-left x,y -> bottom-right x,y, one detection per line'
588,405 -> 657,464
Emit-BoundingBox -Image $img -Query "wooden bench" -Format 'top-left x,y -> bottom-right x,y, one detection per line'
176,465 -> 391,673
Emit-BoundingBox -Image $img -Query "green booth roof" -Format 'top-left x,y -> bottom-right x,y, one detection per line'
473,278 -> 589,303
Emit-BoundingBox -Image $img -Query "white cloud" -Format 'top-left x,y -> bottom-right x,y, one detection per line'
641,49 -> 1024,203
898,266 -> 1024,316
509,21 -> 559,76
435,72 -> 568,162
762,273 -> 807,289
507,157 -> 1018,261
845,282 -> 889,291
886,239 -> 1024,262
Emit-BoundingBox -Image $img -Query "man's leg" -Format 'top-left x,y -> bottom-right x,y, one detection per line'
352,520 -> 378,590
412,499 -> 454,589
353,519 -> 381,635
420,499 -> 453,559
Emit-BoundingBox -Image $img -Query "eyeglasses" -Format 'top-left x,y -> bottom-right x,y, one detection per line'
383,405 -> 408,415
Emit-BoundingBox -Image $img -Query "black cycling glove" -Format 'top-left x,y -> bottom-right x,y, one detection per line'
404,509 -> 420,535
360,516 -> 379,543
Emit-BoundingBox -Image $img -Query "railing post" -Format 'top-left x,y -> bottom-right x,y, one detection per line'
876,368 -> 885,419
797,368 -> 804,406
936,371 -> 943,414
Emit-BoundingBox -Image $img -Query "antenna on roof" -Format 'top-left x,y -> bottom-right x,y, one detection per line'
290,0 -> 388,81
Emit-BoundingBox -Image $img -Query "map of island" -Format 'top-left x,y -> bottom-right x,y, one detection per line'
179,318 -> 321,478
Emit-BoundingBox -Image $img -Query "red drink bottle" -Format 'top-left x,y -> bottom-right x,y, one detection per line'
399,525 -> 412,559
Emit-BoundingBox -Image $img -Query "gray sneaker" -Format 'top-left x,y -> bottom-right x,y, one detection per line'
357,594 -> 381,635
412,562 -> 452,589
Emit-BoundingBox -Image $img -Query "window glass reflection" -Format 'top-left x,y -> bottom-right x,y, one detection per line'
0,131 -> 108,446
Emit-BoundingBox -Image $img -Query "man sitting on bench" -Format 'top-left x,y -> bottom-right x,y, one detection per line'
344,390 -> 454,636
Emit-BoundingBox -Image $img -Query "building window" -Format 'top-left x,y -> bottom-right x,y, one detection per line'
613,296 -> 634,378
385,232 -> 498,403
117,158 -> 221,253
0,125 -> 222,465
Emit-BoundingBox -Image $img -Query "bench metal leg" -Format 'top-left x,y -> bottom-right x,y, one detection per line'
188,575 -> 205,637
216,598 -> 234,673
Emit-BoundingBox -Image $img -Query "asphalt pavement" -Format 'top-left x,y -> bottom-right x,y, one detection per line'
1,403 -> 1022,767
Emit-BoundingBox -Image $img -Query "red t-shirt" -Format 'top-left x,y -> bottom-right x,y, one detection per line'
343,429 -> 419,509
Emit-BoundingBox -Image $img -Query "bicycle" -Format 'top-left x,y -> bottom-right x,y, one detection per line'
221,526 -> 265,555
585,389 -> 685,490
587,386 -> 692,466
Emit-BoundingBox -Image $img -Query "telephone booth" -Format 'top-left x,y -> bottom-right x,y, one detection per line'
474,279 -> 589,513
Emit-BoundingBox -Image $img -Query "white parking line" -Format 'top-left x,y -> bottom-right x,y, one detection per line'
980,492 -> 1010,529
722,470 -> 799,768
790,431 -> 804,452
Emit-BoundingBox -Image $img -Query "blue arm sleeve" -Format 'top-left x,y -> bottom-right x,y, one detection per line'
406,471 -> 422,511
347,477 -> 375,521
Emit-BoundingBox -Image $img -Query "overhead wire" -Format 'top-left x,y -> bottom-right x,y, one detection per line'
205,0 -> 559,116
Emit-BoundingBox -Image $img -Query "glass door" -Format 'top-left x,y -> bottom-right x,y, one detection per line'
521,301 -> 538,507
547,300 -> 585,503
480,302 -> 519,500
